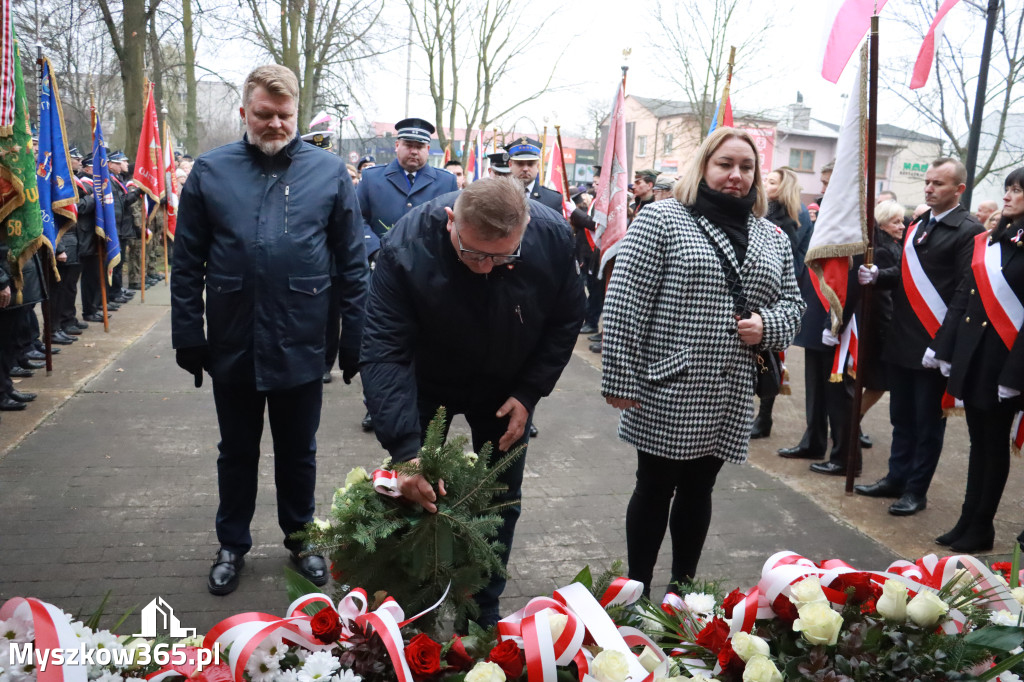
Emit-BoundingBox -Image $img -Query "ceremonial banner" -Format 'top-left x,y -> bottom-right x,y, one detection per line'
133,83 -> 163,202
37,57 -> 78,252
0,27 -> 44,292
805,46 -> 868,332
0,0 -> 14,134
543,136 -> 573,220
593,80 -> 628,278
162,121 -> 178,239
91,117 -> 120,282
910,0 -> 963,89
821,0 -> 889,83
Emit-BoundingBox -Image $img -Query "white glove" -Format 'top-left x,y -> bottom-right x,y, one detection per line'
921,347 -> 940,369
938,360 -> 951,377
858,264 -> 879,285
998,385 -> 1021,400
822,329 -> 840,347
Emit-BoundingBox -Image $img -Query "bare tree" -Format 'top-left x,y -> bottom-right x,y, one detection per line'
648,0 -> 777,142
406,0 -> 568,165
884,0 -> 1024,188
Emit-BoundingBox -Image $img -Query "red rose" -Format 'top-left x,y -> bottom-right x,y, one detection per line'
445,636 -> 475,672
771,595 -> 799,624
695,617 -> 730,654
721,589 -> 746,619
194,663 -> 234,682
330,561 -> 344,582
832,573 -> 881,605
405,633 -> 443,678
992,561 -> 1013,582
716,640 -> 743,677
487,639 -> 524,679
310,608 -> 344,644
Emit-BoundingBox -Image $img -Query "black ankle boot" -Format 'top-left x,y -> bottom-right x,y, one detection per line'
949,525 -> 995,554
751,396 -> 775,439
935,515 -> 973,546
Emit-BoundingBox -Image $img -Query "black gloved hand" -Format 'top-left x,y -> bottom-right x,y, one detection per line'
176,346 -> 211,387
338,348 -> 359,385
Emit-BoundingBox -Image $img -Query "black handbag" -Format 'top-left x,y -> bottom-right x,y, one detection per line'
695,218 -> 782,399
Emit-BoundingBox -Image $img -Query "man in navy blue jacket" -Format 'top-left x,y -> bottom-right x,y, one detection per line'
361,177 -> 584,627
171,65 -> 368,596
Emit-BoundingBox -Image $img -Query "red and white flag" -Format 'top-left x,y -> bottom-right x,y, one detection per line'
820,0 -> 889,83
133,83 -> 164,203
162,121 -> 178,240
806,48 -> 867,332
593,80 -> 629,278
0,0 -> 14,134
544,136 -> 574,220
911,0 -> 963,89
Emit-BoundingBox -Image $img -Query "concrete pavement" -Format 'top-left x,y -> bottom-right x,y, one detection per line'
1,287 -> 1020,635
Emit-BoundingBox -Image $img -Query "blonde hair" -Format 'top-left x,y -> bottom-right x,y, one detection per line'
769,167 -> 802,222
874,199 -> 904,227
243,65 -> 299,107
674,127 -> 767,218
454,177 -> 530,240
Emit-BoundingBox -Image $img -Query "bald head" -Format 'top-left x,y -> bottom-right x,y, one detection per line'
975,200 -> 999,224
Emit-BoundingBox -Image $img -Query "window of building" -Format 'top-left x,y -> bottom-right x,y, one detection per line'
789,149 -> 815,171
637,136 -> 647,157
663,133 -> 673,154
876,154 -> 890,179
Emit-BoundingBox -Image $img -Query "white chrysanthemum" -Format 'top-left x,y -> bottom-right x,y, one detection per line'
69,620 -> 92,641
124,678 -> 149,682
1012,586 -> 1024,606
259,635 -> 288,662
997,673 -> 1022,682
334,670 -> 362,682
93,671 -> 125,682
177,636 -> 206,648
294,649 -> 312,664
274,671 -> 302,682
297,651 -> 340,682
91,630 -> 122,651
683,593 -> 716,615
247,650 -> 282,682
990,610 -> 1022,627
6,658 -> 37,682
0,618 -> 33,644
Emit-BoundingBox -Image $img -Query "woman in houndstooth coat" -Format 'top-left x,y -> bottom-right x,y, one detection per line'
601,128 -> 805,596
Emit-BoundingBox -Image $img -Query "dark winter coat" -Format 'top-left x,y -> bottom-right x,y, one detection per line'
171,135 -> 368,391
356,159 -> 459,238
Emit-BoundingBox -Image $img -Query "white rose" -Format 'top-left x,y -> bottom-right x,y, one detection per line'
637,646 -> 661,673
683,593 -> 716,615
876,580 -> 908,622
1011,586 -> 1024,606
730,632 -> 770,662
742,655 -> 783,682
906,591 -> 949,628
465,662 -> 506,682
548,612 -> 568,642
590,650 -> 630,682
789,576 -> 827,607
344,467 -> 370,489
792,602 -> 844,646
990,610 -> 1019,627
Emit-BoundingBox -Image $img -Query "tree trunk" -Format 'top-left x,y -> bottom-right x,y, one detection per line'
183,0 -> 199,154
120,0 -> 148,150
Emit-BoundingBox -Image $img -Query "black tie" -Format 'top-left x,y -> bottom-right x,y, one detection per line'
407,172 -> 415,187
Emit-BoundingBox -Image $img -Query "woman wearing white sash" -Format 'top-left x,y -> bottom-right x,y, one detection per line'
933,167 -> 1024,553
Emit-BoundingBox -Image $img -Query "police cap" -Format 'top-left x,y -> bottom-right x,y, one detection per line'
395,117 -> 435,144
505,137 -> 541,161
301,130 -> 334,150
487,151 -> 511,174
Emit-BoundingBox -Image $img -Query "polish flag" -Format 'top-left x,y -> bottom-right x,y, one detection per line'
910,0 -> 962,89
821,0 -> 889,83
544,137 -> 573,220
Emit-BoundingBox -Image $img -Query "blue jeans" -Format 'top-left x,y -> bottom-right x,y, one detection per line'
417,398 -> 531,626
212,379 -> 323,554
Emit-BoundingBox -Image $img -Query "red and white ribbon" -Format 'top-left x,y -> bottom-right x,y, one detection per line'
902,220 -> 948,337
1012,411 -> 1024,457
372,469 -> 401,497
0,597 -> 88,682
972,232 -> 1024,351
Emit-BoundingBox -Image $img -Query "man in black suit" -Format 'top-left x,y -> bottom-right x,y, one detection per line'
854,157 -> 984,515
506,138 -> 564,214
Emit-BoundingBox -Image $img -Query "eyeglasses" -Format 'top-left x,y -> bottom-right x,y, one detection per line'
455,227 -> 522,266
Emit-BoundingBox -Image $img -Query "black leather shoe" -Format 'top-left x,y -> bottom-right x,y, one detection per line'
859,431 -> 873,448
750,418 -> 772,439
73,319 -> 89,329
809,461 -> 860,476
24,350 -> 46,361
589,342 -> 602,353
0,397 -> 27,411
208,549 -> 245,595
106,303 -> 121,311
290,552 -> 328,586
322,372 -> 333,384
10,390 -> 37,403
580,323 -> 598,334
588,333 -> 603,342
62,326 -> 83,335
83,313 -> 106,323
121,288 -> 136,298
529,423 -> 538,438
51,331 -> 76,344
9,366 -> 34,378
19,359 -> 45,370
889,493 -> 927,516
777,445 -> 823,460
361,411 -> 374,432
112,295 -> 130,304
854,477 -> 903,498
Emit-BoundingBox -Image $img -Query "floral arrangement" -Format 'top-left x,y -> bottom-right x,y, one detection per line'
3,550 -> 1024,682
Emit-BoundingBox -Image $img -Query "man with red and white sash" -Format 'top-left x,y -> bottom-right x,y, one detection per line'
854,158 -> 983,516
931,167 -> 1024,553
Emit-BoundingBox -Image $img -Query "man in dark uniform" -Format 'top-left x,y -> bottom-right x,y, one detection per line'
505,138 -> 563,214
361,177 -> 584,628
487,151 -> 511,177
855,157 -> 984,515
354,117 -> 458,431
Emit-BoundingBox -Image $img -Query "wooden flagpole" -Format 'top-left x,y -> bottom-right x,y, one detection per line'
555,125 -> 571,207
717,46 -> 736,129
161,111 -> 170,284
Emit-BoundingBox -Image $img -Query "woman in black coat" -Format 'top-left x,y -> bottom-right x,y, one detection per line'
933,167 -> 1024,553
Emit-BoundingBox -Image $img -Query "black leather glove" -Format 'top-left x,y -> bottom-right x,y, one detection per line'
176,346 -> 211,387
338,348 -> 359,385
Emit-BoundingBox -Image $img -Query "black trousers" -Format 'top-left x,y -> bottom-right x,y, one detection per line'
55,262 -> 82,328
211,379 -> 324,555
886,364 -> 947,496
626,451 -> 725,595
0,308 -> 19,396
797,347 -> 855,464
417,397 -> 531,625
79,255 -> 102,316
952,404 -> 1015,536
